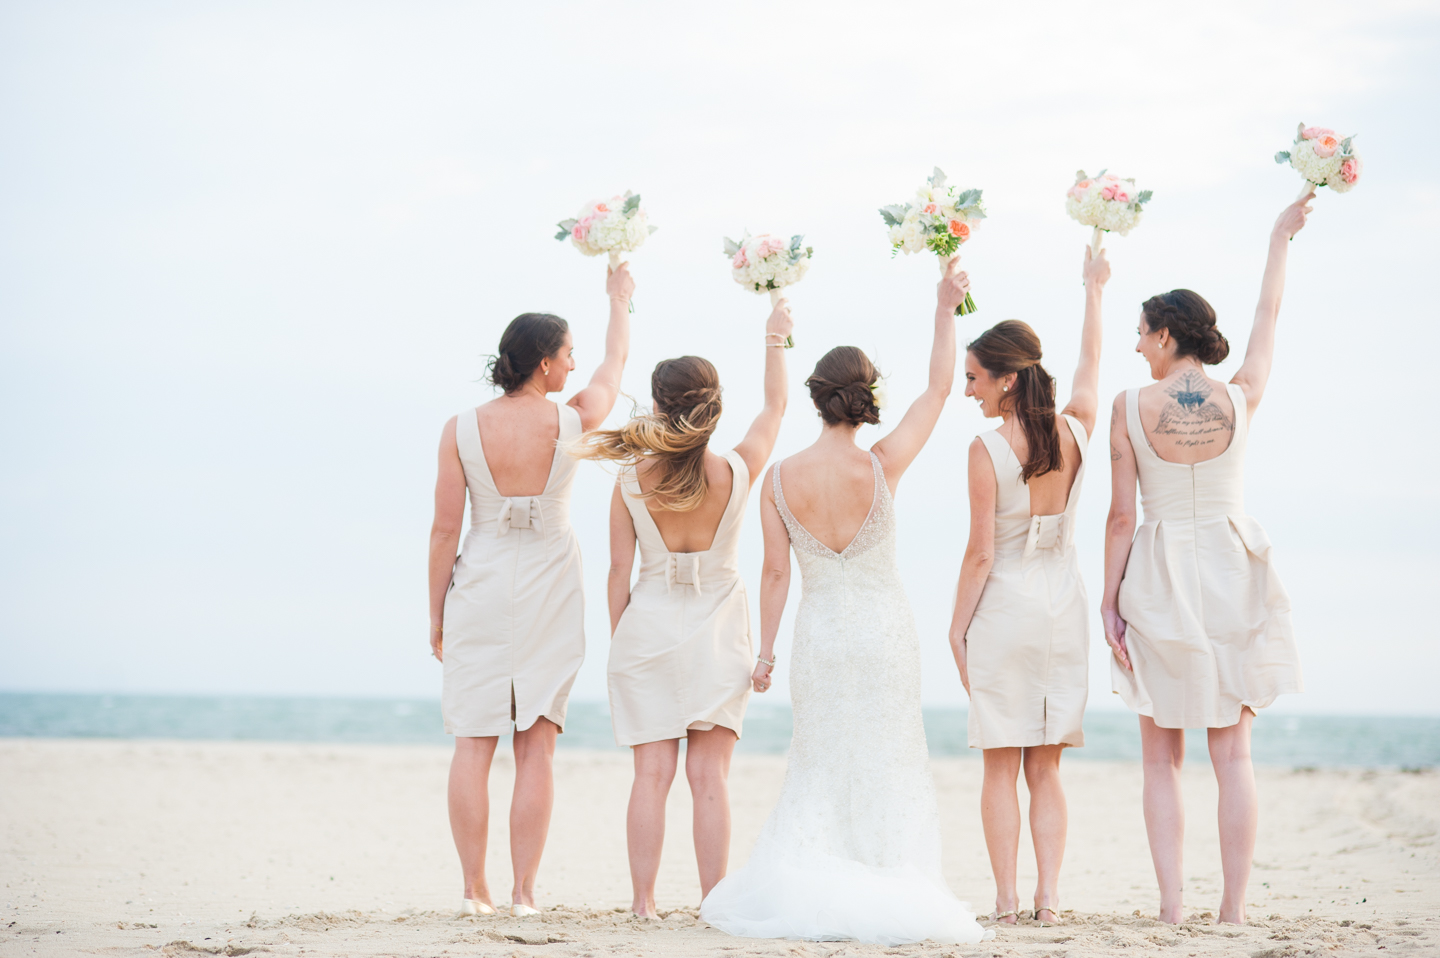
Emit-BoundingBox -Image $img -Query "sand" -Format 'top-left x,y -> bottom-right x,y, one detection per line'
2,738 -> 1436,957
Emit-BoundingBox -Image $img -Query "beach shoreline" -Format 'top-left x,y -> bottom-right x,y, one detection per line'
2,738 -> 1436,956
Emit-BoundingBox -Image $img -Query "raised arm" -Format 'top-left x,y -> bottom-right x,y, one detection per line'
1100,393 -> 1138,671
568,262 -> 636,431
1060,246 -> 1110,436
871,259 -> 969,487
947,438 -> 998,695
428,416 -> 467,661
1229,193 -> 1313,417
607,481 -> 637,635
732,299 -> 795,486
751,469 -> 792,694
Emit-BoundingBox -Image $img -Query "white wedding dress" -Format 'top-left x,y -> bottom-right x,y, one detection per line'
700,453 -> 987,946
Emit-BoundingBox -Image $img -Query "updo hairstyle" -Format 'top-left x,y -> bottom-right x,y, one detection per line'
806,346 -> 881,427
487,313 -> 570,393
967,320 -> 1062,482
1140,290 -> 1230,365
569,356 -> 723,512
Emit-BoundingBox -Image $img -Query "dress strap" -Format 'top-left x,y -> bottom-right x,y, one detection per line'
718,450 -> 750,536
1124,388 -> 1153,461
619,465 -> 667,553
557,402 -> 582,442
1225,382 -> 1249,453
1060,415 -> 1089,546
456,408 -> 497,493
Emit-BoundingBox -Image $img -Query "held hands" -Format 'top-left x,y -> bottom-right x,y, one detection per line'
937,259 -> 971,315
1274,191 -> 1314,242
1101,605 -> 1131,671
606,260 -> 635,304
1083,246 -> 1111,289
751,659 -> 774,693
766,297 -> 795,346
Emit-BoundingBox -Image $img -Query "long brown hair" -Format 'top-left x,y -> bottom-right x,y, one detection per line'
968,320 -> 1062,482
569,356 -> 723,511
805,346 -> 881,426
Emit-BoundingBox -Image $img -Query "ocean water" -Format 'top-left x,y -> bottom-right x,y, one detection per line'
0,693 -> 1436,768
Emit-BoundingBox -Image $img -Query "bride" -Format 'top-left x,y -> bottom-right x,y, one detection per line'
700,261 -> 987,946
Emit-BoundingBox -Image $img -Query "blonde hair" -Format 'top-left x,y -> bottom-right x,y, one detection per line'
569,356 -> 723,512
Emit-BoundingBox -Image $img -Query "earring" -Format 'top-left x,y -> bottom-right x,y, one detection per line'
1003,385 -> 1009,392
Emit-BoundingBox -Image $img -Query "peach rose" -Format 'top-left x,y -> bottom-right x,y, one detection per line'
1313,134 -> 1340,158
1300,126 -> 1336,140
595,203 -> 610,213
948,219 -> 970,239
1339,156 -> 1361,184
923,203 -> 938,214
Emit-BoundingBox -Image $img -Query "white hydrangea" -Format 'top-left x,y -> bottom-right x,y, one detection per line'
1288,139 -> 1343,187
556,193 -> 655,257
1065,172 -> 1149,236
727,234 -> 814,293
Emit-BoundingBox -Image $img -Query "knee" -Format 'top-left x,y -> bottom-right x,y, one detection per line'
685,759 -> 728,794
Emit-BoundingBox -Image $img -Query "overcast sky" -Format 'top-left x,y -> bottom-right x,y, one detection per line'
2,0 -> 1437,716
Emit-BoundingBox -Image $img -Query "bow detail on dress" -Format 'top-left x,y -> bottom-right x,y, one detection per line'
1023,514 -> 1065,557
666,553 -> 703,595
497,496 -> 541,536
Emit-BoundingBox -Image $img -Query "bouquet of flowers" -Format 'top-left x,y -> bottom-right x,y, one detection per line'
1275,123 -> 1361,197
723,232 -> 813,348
1065,170 -> 1152,253
554,191 -> 657,268
880,168 -> 984,315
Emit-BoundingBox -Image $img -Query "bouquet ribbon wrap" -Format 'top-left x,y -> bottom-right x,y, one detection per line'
767,288 -> 795,348
939,257 -> 978,316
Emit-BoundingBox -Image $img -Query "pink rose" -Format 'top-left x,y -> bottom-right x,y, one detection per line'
1101,184 -> 1118,200
1313,134 -> 1339,158
572,224 -> 586,241
758,236 -> 787,258
732,248 -> 748,268
1300,126 -> 1336,140
949,220 -> 970,239
923,203 -> 938,214
1339,156 -> 1361,184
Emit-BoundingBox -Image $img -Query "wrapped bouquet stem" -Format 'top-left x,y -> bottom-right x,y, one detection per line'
725,232 -> 812,349
881,168 -> 984,316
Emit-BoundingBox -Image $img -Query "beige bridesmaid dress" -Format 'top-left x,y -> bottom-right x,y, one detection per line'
1113,384 -> 1302,728
608,451 -> 754,747
441,403 -> 585,737
965,416 -> 1091,749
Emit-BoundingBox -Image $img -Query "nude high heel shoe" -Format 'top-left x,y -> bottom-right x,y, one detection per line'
456,899 -> 496,918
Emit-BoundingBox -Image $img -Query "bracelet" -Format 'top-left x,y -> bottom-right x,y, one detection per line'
757,654 -> 776,667
765,334 -> 795,349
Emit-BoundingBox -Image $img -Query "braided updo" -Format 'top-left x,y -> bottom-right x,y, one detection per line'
1141,290 -> 1230,365
568,356 -> 723,512
806,346 -> 881,427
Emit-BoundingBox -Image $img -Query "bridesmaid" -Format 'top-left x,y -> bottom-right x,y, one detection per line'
1102,194 -> 1312,924
428,262 -> 635,917
948,247 -> 1109,925
570,299 -> 794,917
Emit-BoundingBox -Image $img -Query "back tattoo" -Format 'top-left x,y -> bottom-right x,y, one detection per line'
1155,371 -> 1233,450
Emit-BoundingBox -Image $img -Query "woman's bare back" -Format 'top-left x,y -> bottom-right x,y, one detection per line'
776,445 -> 878,555
1134,368 -> 1237,465
476,397 -> 561,496
636,451 -> 735,553
994,418 -> 1083,516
